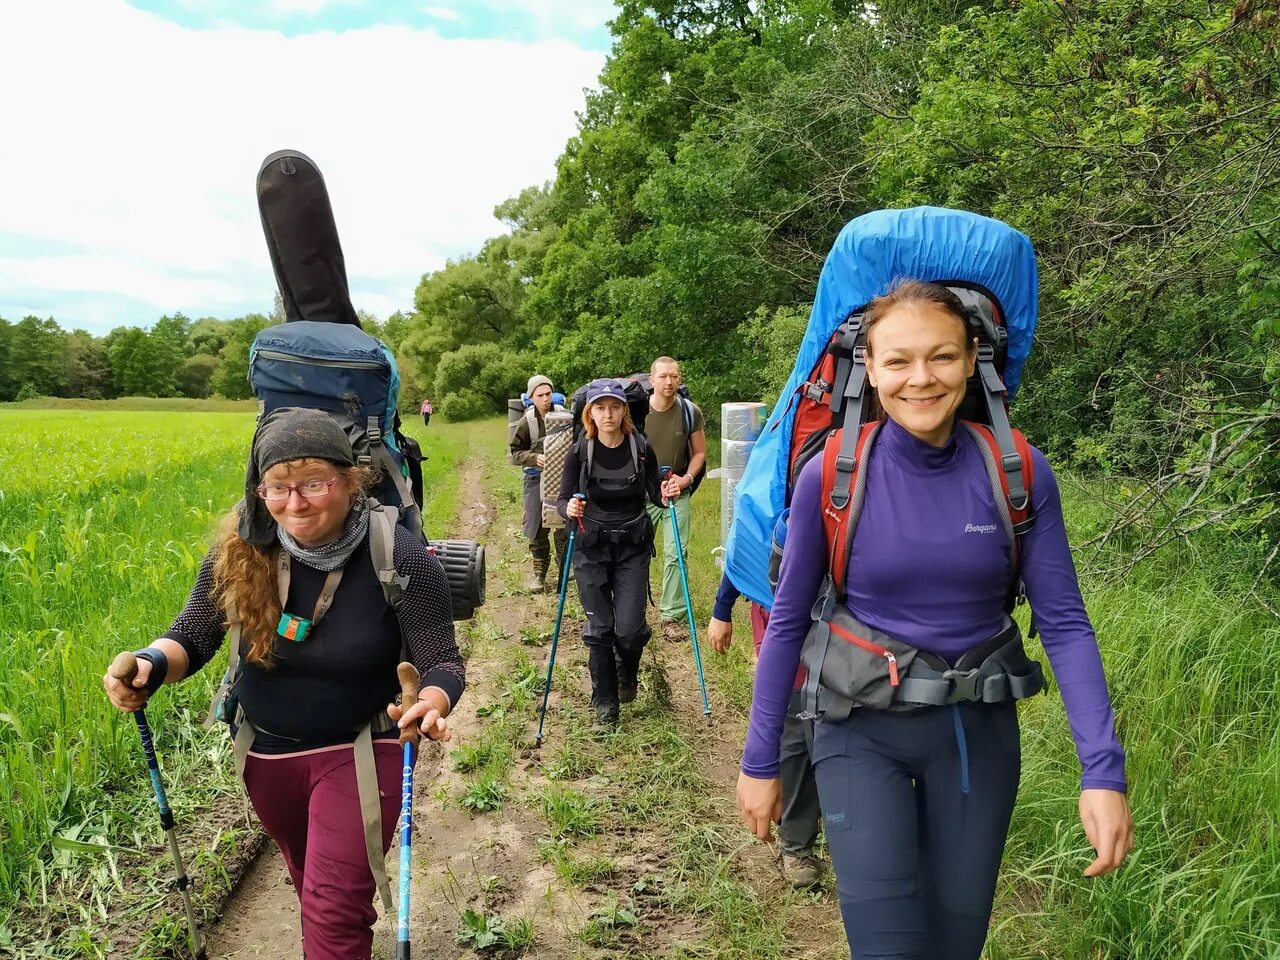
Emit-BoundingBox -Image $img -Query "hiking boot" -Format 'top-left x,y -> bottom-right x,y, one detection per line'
587,647 -> 619,727
527,555 -> 549,594
660,619 -> 688,644
615,644 -> 643,704
780,851 -> 822,889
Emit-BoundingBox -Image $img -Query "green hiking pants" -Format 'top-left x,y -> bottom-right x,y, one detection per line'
646,497 -> 691,624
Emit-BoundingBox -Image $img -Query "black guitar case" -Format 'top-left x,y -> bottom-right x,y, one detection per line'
256,149 -> 360,327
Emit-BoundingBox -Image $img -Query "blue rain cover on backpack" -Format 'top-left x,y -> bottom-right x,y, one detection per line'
249,320 -> 421,534
724,206 -> 1038,607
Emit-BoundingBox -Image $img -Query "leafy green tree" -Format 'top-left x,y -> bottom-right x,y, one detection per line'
176,354 -> 220,398
109,328 -> 169,396
209,313 -> 271,399
8,316 -> 69,398
189,317 -> 232,357
432,343 -> 532,421
66,330 -> 113,399
0,317 -> 13,401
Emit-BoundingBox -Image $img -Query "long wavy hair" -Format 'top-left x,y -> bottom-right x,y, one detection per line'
210,462 -> 378,667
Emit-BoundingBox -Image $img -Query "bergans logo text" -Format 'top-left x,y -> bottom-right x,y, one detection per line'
964,523 -> 998,534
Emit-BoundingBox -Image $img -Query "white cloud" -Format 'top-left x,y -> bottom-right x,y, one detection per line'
0,0 -> 605,331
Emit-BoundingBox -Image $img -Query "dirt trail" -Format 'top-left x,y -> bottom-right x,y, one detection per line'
202,448 -> 843,959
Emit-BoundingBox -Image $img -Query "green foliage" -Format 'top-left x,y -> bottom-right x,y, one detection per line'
433,342 -> 532,421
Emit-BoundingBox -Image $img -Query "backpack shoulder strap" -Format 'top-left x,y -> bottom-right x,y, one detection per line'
526,405 -> 541,445
628,431 -> 642,474
820,420 -> 882,595
368,501 -> 410,608
960,421 -> 1036,578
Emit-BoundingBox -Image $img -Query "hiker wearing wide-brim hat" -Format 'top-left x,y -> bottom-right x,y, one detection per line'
102,407 -> 465,960
555,378 -> 681,725
737,281 -> 1133,959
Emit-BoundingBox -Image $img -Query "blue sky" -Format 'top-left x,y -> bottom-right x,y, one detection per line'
128,0 -> 616,48
0,0 -> 614,334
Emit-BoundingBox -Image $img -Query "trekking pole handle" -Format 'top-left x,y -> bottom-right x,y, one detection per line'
397,662 -> 421,746
109,651 -> 139,683
570,492 -> 586,530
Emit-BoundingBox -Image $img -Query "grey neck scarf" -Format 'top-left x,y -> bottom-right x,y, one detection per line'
276,496 -> 370,571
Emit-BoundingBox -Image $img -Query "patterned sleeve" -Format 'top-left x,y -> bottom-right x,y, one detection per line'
160,549 -> 228,674
393,526 -> 467,709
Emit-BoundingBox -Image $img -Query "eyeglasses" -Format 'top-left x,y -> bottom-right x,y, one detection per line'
256,478 -> 338,501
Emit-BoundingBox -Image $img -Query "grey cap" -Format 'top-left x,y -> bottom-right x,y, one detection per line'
238,408 -> 355,545
527,374 -> 553,396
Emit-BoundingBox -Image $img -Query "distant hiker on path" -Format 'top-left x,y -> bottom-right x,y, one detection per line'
103,408 -> 464,960
737,280 -> 1133,960
420,398 -> 433,428
557,378 -> 680,726
643,357 -> 706,642
509,374 -> 569,592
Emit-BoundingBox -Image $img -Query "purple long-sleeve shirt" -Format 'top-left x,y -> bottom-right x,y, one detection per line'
742,418 -> 1127,792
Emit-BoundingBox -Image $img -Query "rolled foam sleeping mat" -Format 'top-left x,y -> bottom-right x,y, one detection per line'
541,411 -> 574,528
429,539 -> 486,620
721,401 -> 767,443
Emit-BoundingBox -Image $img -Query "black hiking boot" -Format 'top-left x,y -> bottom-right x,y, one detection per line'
615,643 -> 643,705
588,646 -> 620,727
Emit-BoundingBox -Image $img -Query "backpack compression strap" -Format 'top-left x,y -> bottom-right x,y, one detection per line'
820,421 -> 882,595
366,416 -> 424,538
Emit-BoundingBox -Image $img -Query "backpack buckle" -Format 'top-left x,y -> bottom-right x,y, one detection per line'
943,668 -> 982,702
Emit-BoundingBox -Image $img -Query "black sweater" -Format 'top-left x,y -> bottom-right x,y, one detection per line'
164,525 -> 464,753
556,433 -> 666,524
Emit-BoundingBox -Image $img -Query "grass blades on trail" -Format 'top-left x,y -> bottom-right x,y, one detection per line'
0,407 -> 469,957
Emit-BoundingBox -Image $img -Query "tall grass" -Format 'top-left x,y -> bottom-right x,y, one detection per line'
0,408 -> 469,953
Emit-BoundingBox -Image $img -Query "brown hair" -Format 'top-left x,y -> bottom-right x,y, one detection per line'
581,398 -> 636,440
863,279 -> 971,357
211,462 -> 378,667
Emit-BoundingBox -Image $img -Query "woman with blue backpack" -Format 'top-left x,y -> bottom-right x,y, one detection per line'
103,408 -> 464,960
736,280 -> 1133,960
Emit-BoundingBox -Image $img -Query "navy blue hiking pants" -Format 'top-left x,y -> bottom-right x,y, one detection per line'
812,701 -> 1021,960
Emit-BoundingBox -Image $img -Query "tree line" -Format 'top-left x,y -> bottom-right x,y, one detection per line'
0,304 -> 409,403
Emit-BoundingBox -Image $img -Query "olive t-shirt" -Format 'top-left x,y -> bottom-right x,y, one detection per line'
645,398 -> 704,475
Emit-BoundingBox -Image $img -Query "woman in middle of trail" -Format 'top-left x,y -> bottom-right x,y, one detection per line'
557,378 -> 680,726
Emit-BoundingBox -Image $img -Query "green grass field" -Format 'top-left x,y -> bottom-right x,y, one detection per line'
0,408 -> 469,954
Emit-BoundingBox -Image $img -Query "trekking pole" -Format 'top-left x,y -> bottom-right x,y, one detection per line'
661,467 -> 712,721
107,652 -> 207,960
395,662 -> 421,960
535,494 -> 585,747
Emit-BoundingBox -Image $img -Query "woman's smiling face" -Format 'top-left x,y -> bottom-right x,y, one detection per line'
866,300 -> 976,447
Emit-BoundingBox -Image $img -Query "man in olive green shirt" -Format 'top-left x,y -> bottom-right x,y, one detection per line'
643,356 -> 706,641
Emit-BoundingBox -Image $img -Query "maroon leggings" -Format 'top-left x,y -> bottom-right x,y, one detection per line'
243,739 -> 402,960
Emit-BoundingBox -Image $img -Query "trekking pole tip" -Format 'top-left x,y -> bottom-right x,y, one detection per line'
109,651 -> 138,683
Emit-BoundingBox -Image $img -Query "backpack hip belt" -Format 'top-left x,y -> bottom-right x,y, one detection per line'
799,588 -> 1047,722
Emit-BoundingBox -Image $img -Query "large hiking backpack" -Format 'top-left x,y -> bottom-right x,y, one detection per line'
724,206 -> 1039,607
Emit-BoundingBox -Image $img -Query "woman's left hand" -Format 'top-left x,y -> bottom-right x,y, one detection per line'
387,696 -> 451,742
1078,788 -> 1133,876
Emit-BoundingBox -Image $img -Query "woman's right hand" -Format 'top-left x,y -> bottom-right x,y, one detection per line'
708,617 -> 733,654
566,497 -> 585,519
103,657 -> 153,713
736,772 -> 782,842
